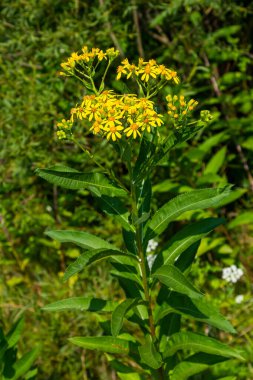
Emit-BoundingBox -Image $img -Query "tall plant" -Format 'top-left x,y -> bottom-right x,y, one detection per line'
37,46 -> 244,379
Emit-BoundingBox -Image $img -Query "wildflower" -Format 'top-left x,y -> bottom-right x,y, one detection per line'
222,265 -> 243,284
57,119 -> 72,130
116,65 -> 127,80
146,239 -> 158,253
105,124 -> 124,141
90,121 -> 103,135
235,295 -> 244,304
139,63 -> 157,82
57,130 -> 67,139
97,50 -> 107,61
147,254 -> 157,270
124,119 -> 143,139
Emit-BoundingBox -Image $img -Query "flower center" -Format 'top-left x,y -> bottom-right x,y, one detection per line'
131,123 -> 138,130
110,126 -> 117,132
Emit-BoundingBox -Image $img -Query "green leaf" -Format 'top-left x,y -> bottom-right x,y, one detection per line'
111,299 -> 142,337
69,336 -> 139,355
138,335 -> 162,369
170,352 -> 229,380
203,146 -> 227,175
228,211 -> 253,229
45,230 -> 116,250
43,297 -> 117,313
63,249 -> 137,281
152,218 -> 224,271
164,332 -> 244,360
36,168 -> 126,197
155,292 -> 235,333
91,189 -> 134,232
3,347 -> 40,380
153,265 -> 203,300
145,186 -> 231,241
6,317 -> 24,349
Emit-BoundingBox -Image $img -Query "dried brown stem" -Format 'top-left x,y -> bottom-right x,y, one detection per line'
98,0 -> 125,58
132,0 -> 145,58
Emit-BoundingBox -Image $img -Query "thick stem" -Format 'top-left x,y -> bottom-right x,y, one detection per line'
132,191 -> 157,343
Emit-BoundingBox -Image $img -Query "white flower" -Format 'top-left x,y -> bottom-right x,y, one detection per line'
147,254 -> 157,270
235,295 -> 244,304
46,205 -> 52,212
222,265 -> 243,284
147,239 -> 158,253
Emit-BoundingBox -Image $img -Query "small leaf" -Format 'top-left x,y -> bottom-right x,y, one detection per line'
164,332 -> 244,360
69,336 -> 139,355
145,186 -> 231,241
63,249 -> 137,281
45,230 -> 116,250
111,299 -> 142,336
153,265 -> 203,300
36,168 -> 126,197
203,146 -> 227,175
43,297 -> 117,313
3,347 -> 40,380
170,352 -> 229,380
138,335 -> 162,369
6,317 -> 24,348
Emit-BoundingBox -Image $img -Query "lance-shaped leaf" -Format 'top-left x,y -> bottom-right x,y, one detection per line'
153,265 -> 203,300
36,167 -> 127,197
138,335 -> 162,369
69,336 -> 139,355
45,230 -> 116,250
43,297 -> 117,313
90,187 -> 134,232
63,249 -> 138,281
111,299 -> 143,337
3,346 -> 40,380
145,186 -> 231,241
164,332 -> 244,360
6,317 -> 24,348
152,218 -> 224,272
170,352 -> 229,380
155,292 -> 235,333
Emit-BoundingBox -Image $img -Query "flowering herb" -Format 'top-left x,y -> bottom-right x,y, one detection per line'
37,46 -> 244,379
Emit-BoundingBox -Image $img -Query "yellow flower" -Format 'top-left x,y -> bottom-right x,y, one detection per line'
139,64 -> 157,82
102,114 -> 122,129
97,50 -> 107,61
116,65 -> 127,80
57,130 -> 66,139
105,125 -> 124,141
138,114 -> 158,133
90,121 -> 103,134
124,119 -> 143,138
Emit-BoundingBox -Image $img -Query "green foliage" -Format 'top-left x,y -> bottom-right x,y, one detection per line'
1,0 -> 253,378
0,317 -> 39,380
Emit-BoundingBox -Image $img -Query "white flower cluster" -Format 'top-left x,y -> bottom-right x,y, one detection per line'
222,265 -> 243,284
146,239 -> 158,253
235,294 -> 244,304
147,254 -> 157,270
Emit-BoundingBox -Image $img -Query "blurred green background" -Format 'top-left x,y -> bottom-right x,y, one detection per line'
1,0 -> 253,378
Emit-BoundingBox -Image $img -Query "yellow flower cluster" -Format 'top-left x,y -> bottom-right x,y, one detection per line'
166,95 -> 198,123
116,58 -> 180,84
60,46 -> 119,74
70,91 -> 163,141
56,119 -> 73,139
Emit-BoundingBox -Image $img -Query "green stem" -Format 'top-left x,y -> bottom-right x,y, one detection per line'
72,137 -> 129,193
128,162 -> 156,339
99,59 -> 112,92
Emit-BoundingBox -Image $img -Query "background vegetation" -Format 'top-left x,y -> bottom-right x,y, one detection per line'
1,0 -> 252,378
